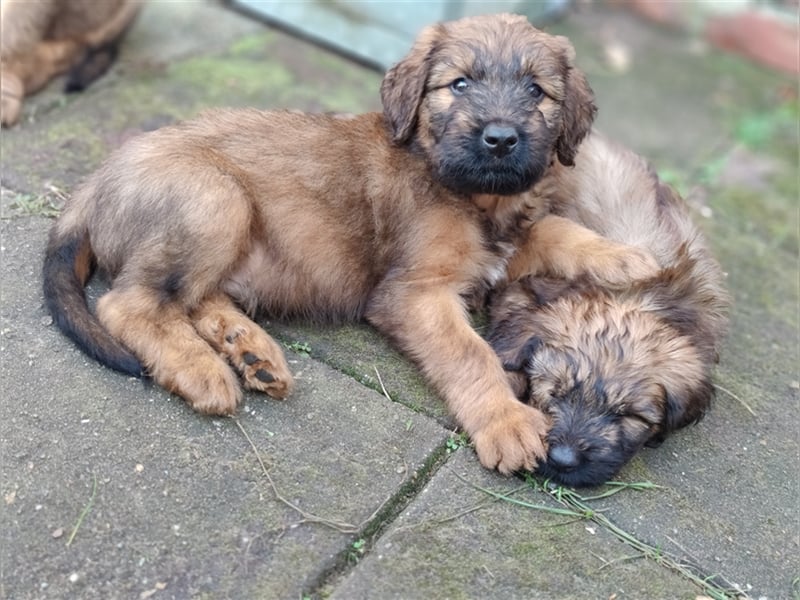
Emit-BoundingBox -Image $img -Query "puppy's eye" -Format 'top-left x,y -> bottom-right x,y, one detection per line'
528,82 -> 545,99
450,77 -> 470,95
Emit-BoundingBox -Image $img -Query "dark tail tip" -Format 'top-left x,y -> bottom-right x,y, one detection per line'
63,42 -> 121,93
43,230 -> 143,376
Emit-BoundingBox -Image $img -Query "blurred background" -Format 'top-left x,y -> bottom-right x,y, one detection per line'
230,0 -> 799,76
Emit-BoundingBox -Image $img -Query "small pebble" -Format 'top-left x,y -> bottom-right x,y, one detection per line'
52,528 -> 64,539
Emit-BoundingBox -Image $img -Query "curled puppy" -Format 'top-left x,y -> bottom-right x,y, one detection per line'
1,0 -> 141,126
488,134 -> 729,486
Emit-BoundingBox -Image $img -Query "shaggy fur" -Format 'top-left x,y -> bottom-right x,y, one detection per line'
488,133 -> 730,486
1,0 -> 141,126
43,14 -> 658,474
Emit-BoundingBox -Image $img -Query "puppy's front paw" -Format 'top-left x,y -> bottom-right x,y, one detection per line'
472,402 -> 549,475
590,242 -> 660,287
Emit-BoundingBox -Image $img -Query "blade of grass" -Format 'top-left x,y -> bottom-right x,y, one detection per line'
523,476 -> 747,600
713,383 -> 756,416
234,417 -> 360,533
66,472 -> 97,547
451,469 -> 588,518
234,417 -> 400,535
580,480 -> 662,501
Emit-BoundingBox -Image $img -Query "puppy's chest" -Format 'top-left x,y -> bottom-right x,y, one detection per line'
476,189 -> 550,255
468,191 -> 550,306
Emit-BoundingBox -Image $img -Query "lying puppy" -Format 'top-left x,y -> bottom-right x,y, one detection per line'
43,14 -> 657,474
1,0 -> 141,126
488,133 -> 729,486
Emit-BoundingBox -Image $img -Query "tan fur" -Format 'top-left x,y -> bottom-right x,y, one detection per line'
43,15 -> 656,474
1,0 -> 141,126
488,133 -> 729,486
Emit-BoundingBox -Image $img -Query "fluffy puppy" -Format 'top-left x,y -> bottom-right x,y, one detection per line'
43,15 -> 657,474
488,133 -> 729,486
1,0 -> 141,126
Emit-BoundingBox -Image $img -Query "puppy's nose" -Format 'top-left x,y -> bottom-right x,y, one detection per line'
549,444 -> 580,471
482,123 -> 519,157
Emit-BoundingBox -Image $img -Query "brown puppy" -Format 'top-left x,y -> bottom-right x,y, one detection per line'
488,133 -> 730,485
43,15 -> 657,474
1,0 -> 141,126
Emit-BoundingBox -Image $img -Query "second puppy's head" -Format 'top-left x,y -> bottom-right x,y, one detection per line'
381,14 -> 596,196
488,277 -> 714,487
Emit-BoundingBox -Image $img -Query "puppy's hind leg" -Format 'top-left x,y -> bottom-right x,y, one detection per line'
97,285 -> 242,415
191,292 -> 293,400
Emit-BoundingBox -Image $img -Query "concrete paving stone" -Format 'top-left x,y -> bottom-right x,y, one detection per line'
331,450 -> 700,600
268,321 -> 452,426
1,212 -> 448,600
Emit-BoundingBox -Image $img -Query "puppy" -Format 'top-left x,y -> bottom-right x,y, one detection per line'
1,0 -> 141,126
488,133 -> 730,486
43,15 -> 657,474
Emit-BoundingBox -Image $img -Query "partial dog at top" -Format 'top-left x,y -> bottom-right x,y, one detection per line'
1,0 -> 142,127
42,14 -> 658,474
487,133 -> 730,486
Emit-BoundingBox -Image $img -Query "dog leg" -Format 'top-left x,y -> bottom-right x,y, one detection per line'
1,38 -> 81,125
15,38 -> 82,93
96,286 -> 242,415
508,214 -> 660,285
191,292 -> 293,399
0,64 -> 23,126
368,284 -> 548,474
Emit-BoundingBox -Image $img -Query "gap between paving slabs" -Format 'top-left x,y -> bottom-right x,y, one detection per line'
231,339 -> 461,597
317,448 -> 750,600
265,316 -> 748,598
299,439 -> 456,598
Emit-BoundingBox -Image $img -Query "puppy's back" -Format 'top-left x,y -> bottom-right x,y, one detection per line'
548,133 -> 729,346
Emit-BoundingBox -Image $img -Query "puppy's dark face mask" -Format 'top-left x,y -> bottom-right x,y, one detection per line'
523,344 -> 666,488
380,14 -> 596,196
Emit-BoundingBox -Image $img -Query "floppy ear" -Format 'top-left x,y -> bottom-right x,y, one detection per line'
554,36 -> 597,166
380,25 -> 442,145
646,376 -> 712,450
664,379 -> 713,431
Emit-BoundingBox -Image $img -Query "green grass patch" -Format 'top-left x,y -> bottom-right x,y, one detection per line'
455,471 -> 747,600
6,192 -> 62,218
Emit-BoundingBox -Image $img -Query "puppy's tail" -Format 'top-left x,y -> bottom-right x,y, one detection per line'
64,42 -> 121,93
63,0 -> 142,93
42,226 -> 142,376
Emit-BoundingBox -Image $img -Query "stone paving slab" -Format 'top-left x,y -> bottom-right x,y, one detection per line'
269,321 -> 451,425
1,214 -> 449,600
331,450 -> 699,600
